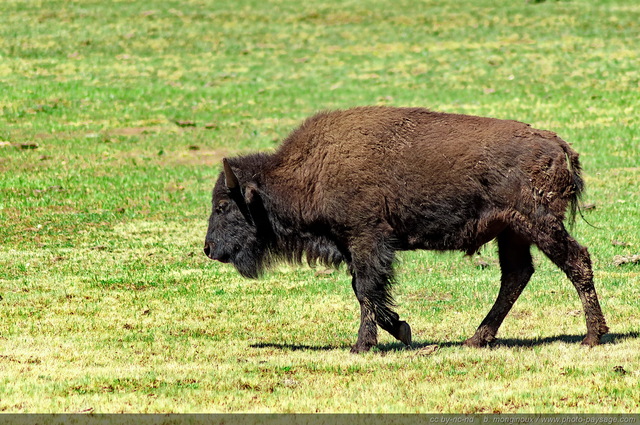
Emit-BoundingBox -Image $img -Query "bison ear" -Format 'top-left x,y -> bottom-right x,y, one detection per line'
244,183 -> 270,230
244,183 -> 259,205
223,158 -> 240,190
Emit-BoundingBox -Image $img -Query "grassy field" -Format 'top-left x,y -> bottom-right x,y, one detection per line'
1,0 -> 639,413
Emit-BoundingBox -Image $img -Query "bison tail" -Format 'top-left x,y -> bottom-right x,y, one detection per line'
560,140 -> 585,227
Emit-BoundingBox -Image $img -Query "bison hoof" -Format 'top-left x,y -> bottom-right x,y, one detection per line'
397,321 -> 412,346
350,343 -> 374,354
581,334 -> 602,347
463,335 -> 492,348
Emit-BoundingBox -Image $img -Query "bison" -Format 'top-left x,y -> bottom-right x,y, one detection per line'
204,106 -> 608,353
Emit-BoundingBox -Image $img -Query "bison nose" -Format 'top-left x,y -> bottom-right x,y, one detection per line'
204,242 -> 213,258
204,241 -> 231,263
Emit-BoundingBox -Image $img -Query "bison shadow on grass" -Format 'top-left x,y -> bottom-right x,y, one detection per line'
250,332 -> 637,353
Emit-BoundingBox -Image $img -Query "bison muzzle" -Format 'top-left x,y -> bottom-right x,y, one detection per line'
204,106 -> 608,353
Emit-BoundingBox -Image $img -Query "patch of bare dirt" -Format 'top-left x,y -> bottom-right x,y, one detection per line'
166,148 -> 230,167
613,255 -> 640,266
107,126 -> 165,136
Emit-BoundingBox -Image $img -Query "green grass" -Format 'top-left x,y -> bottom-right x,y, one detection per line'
1,0 -> 639,413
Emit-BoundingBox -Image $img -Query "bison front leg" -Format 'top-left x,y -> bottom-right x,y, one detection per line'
349,238 -> 411,353
351,278 -> 378,353
350,276 -> 412,353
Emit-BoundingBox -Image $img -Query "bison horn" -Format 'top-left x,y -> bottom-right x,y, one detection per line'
223,158 -> 240,190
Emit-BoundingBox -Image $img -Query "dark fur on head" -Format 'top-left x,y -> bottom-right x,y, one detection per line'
205,154 -> 345,278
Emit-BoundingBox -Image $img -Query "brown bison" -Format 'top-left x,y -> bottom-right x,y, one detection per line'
204,106 -> 608,353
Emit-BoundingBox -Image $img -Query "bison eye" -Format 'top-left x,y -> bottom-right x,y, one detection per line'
215,200 -> 230,214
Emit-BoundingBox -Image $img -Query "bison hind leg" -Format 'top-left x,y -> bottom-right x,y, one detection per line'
464,228 -> 534,348
525,217 -> 608,346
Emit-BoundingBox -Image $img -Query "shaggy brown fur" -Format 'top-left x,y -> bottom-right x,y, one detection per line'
204,106 -> 608,353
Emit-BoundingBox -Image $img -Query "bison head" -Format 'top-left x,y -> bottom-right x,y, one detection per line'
204,158 -> 269,278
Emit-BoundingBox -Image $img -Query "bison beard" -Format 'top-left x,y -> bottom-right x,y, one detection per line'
204,106 -> 608,353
